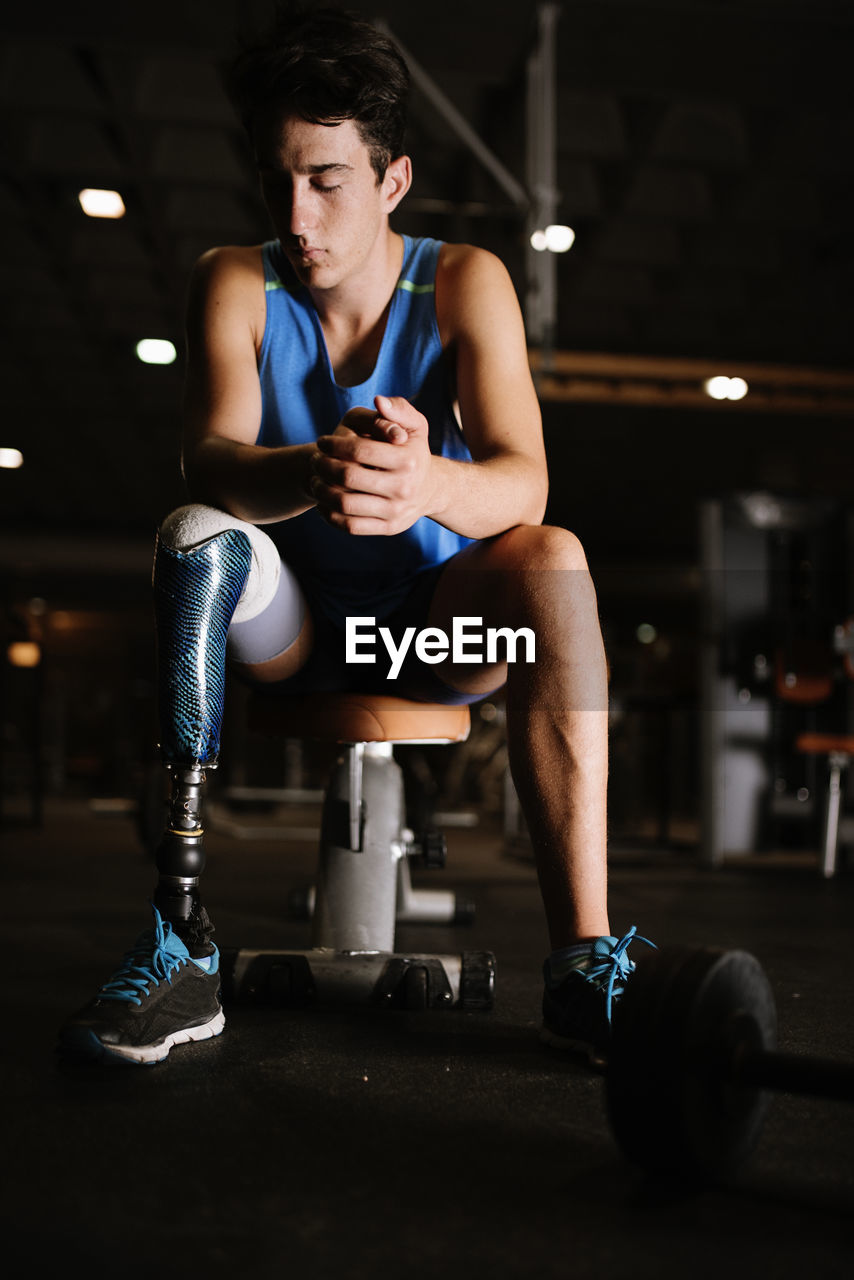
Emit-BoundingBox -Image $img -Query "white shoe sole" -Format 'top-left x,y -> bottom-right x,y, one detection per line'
91,1009 -> 226,1066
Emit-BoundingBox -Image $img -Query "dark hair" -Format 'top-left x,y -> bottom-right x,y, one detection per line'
226,3 -> 410,180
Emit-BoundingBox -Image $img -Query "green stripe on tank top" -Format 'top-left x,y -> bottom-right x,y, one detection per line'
265,277 -> 431,293
265,278 -> 431,293
396,279 -> 435,294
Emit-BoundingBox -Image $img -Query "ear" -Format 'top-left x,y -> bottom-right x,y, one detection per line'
383,154 -> 412,212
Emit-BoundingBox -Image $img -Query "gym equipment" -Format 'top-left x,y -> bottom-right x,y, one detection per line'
699,493 -> 852,870
219,691 -> 496,1012
795,735 -> 854,877
793,617 -> 854,876
606,945 -> 854,1182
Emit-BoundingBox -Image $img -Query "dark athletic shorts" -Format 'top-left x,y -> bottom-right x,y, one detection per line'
244,564 -> 503,706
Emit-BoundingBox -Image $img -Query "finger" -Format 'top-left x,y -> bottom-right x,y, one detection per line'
316,433 -> 368,457
313,452 -> 374,486
340,407 -> 379,433
374,419 -> 408,444
316,428 -> 357,453
353,420 -> 393,443
374,394 -> 428,437
339,464 -> 410,502
312,462 -> 397,501
316,435 -> 411,471
313,482 -> 395,522
317,509 -> 399,536
340,406 -> 398,443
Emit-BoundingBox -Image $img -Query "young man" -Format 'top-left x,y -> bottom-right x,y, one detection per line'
60,4 -> 653,1067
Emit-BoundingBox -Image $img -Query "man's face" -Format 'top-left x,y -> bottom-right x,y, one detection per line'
255,114 -> 409,291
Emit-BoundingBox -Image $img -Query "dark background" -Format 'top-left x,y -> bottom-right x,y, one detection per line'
2,8 -> 853,1269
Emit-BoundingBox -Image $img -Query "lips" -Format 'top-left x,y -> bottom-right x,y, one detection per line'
291,243 -> 323,262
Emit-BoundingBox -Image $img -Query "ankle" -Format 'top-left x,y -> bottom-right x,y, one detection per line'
164,902 -> 216,958
545,942 -> 597,986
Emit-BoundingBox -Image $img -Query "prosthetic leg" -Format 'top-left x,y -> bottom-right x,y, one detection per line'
151,523 -> 252,951
56,508 -> 293,1066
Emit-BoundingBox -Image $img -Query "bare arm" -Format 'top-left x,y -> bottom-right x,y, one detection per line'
181,246 -> 317,524
311,245 -> 548,539
430,243 -> 548,535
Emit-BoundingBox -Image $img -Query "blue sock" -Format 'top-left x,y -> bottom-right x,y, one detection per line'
545,941 -> 600,988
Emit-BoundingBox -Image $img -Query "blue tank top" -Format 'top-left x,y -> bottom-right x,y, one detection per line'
257,235 -> 473,626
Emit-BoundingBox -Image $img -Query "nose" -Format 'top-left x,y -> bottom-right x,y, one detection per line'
289,181 -> 315,237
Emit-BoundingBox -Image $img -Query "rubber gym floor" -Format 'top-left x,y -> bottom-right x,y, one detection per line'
2,796 -> 852,1278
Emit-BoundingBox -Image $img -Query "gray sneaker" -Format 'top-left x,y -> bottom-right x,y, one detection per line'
59,905 -> 224,1065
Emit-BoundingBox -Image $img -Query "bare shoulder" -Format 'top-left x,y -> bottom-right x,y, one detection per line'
435,242 -> 521,337
186,244 -> 266,340
436,241 -> 513,292
190,243 -> 265,287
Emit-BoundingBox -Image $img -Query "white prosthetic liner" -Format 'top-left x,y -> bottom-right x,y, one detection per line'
158,504 -> 292,639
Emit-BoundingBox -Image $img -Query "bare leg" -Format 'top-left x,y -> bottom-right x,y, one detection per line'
427,525 -> 610,949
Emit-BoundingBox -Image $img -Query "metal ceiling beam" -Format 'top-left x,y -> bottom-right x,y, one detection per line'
375,20 -> 529,212
525,3 -> 561,352
529,348 -> 854,415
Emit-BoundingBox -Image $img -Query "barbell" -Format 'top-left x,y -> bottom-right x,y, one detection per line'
605,945 -> 854,1183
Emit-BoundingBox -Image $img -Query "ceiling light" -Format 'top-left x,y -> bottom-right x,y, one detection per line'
136,339 -> 177,365
704,376 -> 730,400
7,641 -> 41,669
740,493 -> 783,528
78,188 -> 126,219
0,448 -> 23,469
545,224 -> 575,253
704,375 -> 749,401
530,224 -> 576,253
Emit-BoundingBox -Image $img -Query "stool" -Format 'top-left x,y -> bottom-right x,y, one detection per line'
219,692 -> 496,1011
795,732 -> 853,878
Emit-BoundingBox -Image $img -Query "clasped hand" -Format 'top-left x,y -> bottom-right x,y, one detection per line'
309,394 -> 434,536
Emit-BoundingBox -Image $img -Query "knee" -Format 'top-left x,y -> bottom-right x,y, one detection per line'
155,504 -> 287,626
492,524 -> 590,575
159,504 -> 239,552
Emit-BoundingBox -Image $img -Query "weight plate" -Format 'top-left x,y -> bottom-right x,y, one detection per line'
606,946 -> 777,1182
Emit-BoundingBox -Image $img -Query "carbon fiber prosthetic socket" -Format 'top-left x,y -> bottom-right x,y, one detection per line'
153,527 -> 252,767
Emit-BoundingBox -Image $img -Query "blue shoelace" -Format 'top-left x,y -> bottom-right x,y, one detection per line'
587,926 -> 656,1022
97,907 -> 186,1006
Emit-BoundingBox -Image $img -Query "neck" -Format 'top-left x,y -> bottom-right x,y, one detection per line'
310,228 -> 404,327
